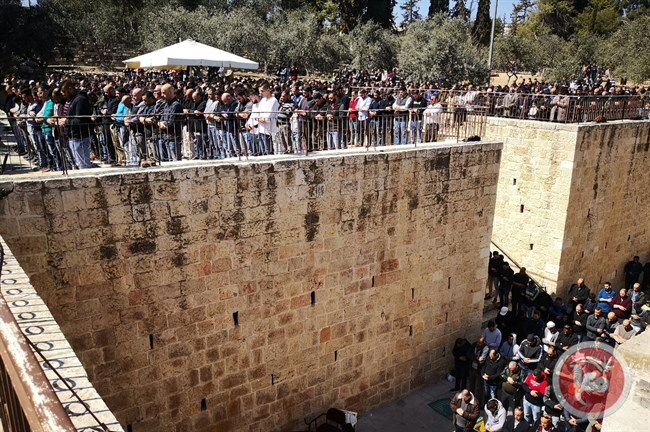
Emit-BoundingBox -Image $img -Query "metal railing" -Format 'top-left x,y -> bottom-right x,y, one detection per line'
0,242 -> 76,432
0,239 -> 119,431
2,105 -> 486,174
350,88 -> 650,124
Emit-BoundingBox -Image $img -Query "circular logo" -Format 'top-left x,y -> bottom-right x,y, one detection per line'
553,342 -> 631,419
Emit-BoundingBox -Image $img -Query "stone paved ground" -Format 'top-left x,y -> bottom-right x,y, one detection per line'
356,379 -> 456,432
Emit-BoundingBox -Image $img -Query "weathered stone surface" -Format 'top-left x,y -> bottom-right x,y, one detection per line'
0,143 -> 501,432
485,118 -> 650,295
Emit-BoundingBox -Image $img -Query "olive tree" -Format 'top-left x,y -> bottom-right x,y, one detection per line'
398,15 -> 489,84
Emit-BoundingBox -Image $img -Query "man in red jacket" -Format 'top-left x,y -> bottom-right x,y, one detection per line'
611,288 -> 633,322
523,369 -> 548,424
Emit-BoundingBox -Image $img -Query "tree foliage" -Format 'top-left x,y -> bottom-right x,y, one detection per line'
598,17 -> 650,82
428,0 -> 449,17
398,15 -> 489,84
348,21 -> 398,71
473,0 -> 492,46
451,0 -> 471,22
0,0 -> 61,74
400,0 -> 422,26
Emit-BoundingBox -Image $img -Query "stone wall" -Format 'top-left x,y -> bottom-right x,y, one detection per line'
485,118 -> 650,295
557,122 -> 650,293
484,118 -> 577,289
0,143 -> 501,432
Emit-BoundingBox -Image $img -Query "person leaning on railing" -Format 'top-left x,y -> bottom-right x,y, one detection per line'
39,87 -> 63,171
157,83 -> 184,162
410,90 -> 427,145
60,80 -> 95,169
137,91 -> 158,165
392,86 -> 412,145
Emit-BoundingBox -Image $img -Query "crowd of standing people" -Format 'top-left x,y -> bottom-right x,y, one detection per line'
1,66 -> 649,173
449,253 -> 650,432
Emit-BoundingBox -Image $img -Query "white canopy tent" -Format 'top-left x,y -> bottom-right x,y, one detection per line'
124,40 -> 259,70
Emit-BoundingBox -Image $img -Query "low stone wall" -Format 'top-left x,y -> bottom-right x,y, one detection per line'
0,143 -> 501,432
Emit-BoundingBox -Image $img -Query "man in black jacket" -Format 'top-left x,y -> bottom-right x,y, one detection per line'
624,256 -> 643,289
482,349 -> 506,400
158,83 -> 183,161
555,324 -> 578,352
585,307 -> 607,341
61,81 -> 95,169
517,334 -> 543,376
504,407 -> 530,432
567,278 -> 590,315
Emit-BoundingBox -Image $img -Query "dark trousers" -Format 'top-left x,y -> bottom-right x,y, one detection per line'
469,368 -> 484,403
499,284 -> 511,307
102,124 -> 116,162
500,392 -> 520,413
453,364 -> 469,390
511,291 -> 523,316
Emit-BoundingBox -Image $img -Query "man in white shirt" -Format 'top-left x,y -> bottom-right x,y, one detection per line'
355,88 -> 372,147
257,84 -> 279,155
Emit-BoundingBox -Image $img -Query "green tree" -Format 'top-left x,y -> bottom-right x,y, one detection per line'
401,0 -> 422,25
532,0 -> 578,39
472,0 -> 492,45
0,1 -> 61,74
621,0 -> 650,19
363,0 -> 395,29
398,15 -> 488,83
337,0 -> 366,32
268,9 -> 349,73
511,0 -> 534,28
428,0 -> 449,17
599,17 -> 650,82
348,21 -> 398,70
450,0 -> 470,21
575,0 -> 622,36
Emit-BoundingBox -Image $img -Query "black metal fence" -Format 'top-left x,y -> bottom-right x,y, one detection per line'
2,105 -> 487,174
350,88 -> 650,123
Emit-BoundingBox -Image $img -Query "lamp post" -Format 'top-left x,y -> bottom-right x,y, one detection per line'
487,0 -> 499,83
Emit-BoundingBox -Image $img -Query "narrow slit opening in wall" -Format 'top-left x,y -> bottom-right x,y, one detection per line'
411,288 -> 415,300
233,311 -> 239,327
448,277 -> 451,290
445,312 -> 449,322
581,251 -> 585,258
529,244 -> 534,251
127,425 -> 133,432
149,334 -> 154,350
372,276 -> 376,288
605,242 -> 608,249
599,276 -> 602,284
628,234 -> 631,241
442,346 -> 446,358
520,204 -> 525,213
513,178 -> 517,185
334,350 -> 338,362
311,291 -> 316,306
409,325 -> 413,337
201,398 -> 207,412
271,374 -> 277,385
615,270 -> 618,277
